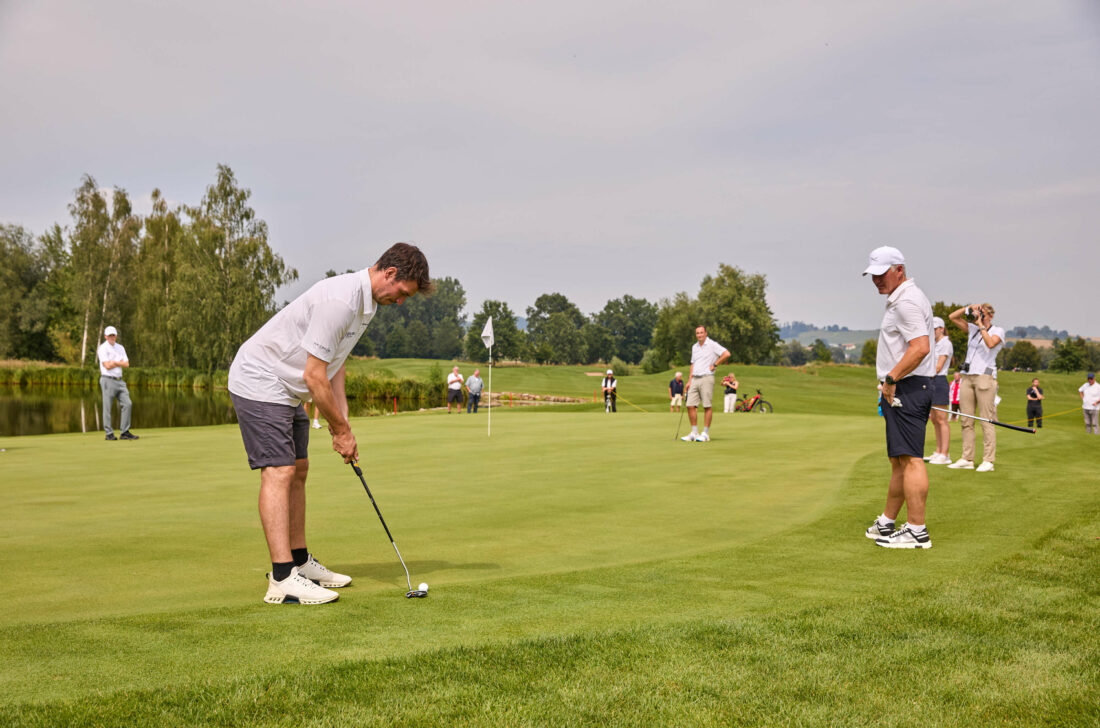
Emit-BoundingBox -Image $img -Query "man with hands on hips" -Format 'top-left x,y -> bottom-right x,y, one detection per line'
862,246 -> 936,549
681,325 -> 731,442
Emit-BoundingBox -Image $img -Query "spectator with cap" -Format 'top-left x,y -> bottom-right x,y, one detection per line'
1080,373 -> 1100,434
602,369 -> 617,413
97,325 -> 139,441
925,317 -> 953,464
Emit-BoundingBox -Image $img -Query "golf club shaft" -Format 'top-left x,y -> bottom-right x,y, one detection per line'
930,406 -> 1035,433
351,462 -> 414,591
674,385 -> 688,439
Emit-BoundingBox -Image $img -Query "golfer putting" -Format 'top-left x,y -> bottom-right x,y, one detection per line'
861,246 -> 936,549
228,242 -> 432,605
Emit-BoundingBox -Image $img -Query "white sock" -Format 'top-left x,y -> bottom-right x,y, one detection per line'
691,427 -> 698,435
909,523 -> 926,533
879,514 -> 895,525
703,427 -> 709,434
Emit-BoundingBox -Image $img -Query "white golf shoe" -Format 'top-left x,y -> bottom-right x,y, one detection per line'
681,433 -> 697,442
696,432 -> 711,442
875,523 -> 932,549
948,459 -> 975,470
975,461 -> 995,472
928,453 -> 952,465
297,554 -> 352,587
264,567 -> 339,605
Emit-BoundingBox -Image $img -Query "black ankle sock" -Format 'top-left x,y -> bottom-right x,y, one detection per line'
291,547 -> 310,567
272,560 -> 295,581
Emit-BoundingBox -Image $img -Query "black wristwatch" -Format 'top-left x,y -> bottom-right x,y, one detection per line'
884,375 -> 897,385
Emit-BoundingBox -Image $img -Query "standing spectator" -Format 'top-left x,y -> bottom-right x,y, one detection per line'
949,371 -> 962,421
446,366 -> 464,413
948,303 -> 1005,473
227,242 -> 431,606
465,369 -> 484,414
309,401 -> 323,429
1026,378 -> 1044,429
860,246 -> 935,549
681,326 -> 731,442
97,325 -> 139,441
926,317 -> 953,464
722,372 -> 739,413
602,369 -> 617,413
1080,373 -> 1100,434
669,372 -> 685,413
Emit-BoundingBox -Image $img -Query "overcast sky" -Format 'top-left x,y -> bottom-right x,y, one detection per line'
2,1 -> 1098,336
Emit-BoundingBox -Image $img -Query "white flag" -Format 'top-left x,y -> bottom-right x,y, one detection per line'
481,317 -> 495,348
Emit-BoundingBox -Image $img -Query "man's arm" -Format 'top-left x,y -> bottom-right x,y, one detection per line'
936,354 -> 948,373
304,356 -> 357,463
712,349 -> 731,372
880,335 -> 931,402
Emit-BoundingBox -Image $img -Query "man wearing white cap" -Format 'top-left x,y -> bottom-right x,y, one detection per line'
862,246 -> 935,549
97,326 -> 139,441
601,369 -> 617,413
925,317 -> 954,464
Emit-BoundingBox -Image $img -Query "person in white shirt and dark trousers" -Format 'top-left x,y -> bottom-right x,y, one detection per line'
97,325 -> 138,441
1080,373 -> 1100,434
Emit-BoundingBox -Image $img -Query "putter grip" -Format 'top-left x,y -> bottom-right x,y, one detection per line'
351,462 -> 364,477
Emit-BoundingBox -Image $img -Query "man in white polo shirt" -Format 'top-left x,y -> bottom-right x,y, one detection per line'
1080,372 -> 1100,434
229,242 -> 432,605
861,246 -> 936,549
681,325 -> 730,442
97,325 -> 139,441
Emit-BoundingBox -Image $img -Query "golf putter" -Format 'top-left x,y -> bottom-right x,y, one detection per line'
350,462 -> 427,598
674,385 -> 688,440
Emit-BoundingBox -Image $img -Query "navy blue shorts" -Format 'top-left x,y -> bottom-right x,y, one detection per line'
931,375 -> 949,406
881,376 -> 932,458
230,394 -> 310,469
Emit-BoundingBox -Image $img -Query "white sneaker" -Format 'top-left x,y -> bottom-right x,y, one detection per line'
297,554 -> 352,587
696,432 -> 711,442
865,518 -> 895,540
928,453 -> 952,465
923,454 -> 934,462
264,567 -> 339,605
875,523 -> 932,549
681,433 -> 697,442
312,420 -> 322,429
975,461 -> 995,473
948,459 -> 975,470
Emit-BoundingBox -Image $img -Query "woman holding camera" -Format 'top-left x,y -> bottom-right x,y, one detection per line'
947,303 -> 1005,472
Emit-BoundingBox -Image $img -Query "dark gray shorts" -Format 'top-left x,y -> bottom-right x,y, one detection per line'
447,388 -> 463,403
230,394 -> 309,470
931,375 -> 949,406
881,376 -> 932,458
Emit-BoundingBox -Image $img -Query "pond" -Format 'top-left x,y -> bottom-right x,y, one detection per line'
0,386 -> 420,437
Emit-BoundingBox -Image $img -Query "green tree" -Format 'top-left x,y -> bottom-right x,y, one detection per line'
696,265 -> 780,364
173,165 -> 297,372
1003,340 -> 1041,371
1049,337 -> 1089,373
133,189 -> 186,367
581,321 -> 615,364
811,338 -> 832,363
649,292 -> 698,368
860,339 -> 877,367
526,293 -> 584,361
368,276 -> 464,360
594,295 -> 658,364
781,339 -> 808,367
831,345 -> 847,364
539,312 -> 586,364
0,225 -> 54,360
465,300 -> 524,363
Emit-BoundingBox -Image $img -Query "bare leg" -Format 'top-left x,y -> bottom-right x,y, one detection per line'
703,406 -> 714,429
900,455 -> 928,525
931,408 -> 950,455
259,465 -> 296,563
884,457 -> 906,521
289,458 -> 308,551
687,406 -> 698,427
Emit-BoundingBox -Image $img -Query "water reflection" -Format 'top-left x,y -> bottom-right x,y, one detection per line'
0,387 -> 420,437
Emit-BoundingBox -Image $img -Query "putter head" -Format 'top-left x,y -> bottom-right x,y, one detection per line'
406,589 -> 428,599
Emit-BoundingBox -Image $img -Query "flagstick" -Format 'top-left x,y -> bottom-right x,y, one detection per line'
487,344 -> 492,438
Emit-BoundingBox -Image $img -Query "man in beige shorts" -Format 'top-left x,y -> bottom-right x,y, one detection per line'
681,325 -> 731,442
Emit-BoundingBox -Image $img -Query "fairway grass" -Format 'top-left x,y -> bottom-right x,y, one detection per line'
1,366 -> 1096,726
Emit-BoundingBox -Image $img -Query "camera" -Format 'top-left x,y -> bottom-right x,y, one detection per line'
966,306 -> 982,322
959,362 -> 969,373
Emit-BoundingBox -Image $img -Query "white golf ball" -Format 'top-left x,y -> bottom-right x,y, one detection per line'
419,582 -> 429,592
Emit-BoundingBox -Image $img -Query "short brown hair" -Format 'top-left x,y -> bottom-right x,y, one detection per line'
375,242 -> 433,294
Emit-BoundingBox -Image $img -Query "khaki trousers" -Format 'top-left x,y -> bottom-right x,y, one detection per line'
959,373 -> 997,463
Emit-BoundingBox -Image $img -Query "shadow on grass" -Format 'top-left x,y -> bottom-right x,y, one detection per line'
337,560 -> 502,584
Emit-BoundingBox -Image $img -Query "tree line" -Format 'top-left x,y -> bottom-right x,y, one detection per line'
2,167 -> 787,373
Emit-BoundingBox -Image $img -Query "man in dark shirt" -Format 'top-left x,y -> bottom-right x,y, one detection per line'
1026,378 -> 1044,429
669,372 -> 685,413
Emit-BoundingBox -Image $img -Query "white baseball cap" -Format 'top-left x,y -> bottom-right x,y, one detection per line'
932,316 -> 945,329
606,369 -> 613,375
104,326 -> 118,336
862,246 -> 905,276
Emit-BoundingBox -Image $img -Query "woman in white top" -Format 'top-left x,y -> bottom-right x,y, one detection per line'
947,303 -> 1005,472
